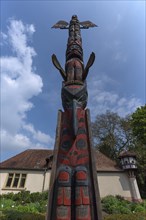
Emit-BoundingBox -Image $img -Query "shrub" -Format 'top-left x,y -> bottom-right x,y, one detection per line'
116,205 -> 131,214
0,211 -> 6,220
0,210 -> 45,220
0,193 -> 14,201
0,199 -> 15,210
134,205 -> 145,212
13,191 -> 31,204
0,191 -> 48,205
101,195 -> 146,214
104,212 -> 146,220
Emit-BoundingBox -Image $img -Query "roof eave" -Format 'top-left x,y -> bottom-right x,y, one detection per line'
0,167 -> 51,171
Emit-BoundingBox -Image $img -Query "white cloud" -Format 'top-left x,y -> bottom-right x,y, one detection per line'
88,74 -> 142,119
1,19 -> 54,159
23,123 -> 54,145
0,32 -> 8,46
1,130 -> 32,151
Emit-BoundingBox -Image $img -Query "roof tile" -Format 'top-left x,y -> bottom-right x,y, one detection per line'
0,149 -> 122,172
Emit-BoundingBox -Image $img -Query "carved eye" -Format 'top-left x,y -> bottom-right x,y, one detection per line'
77,128 -> 86,135
61,140 -> 72,151
62,128 -> 70,136
76,139 -> 87,149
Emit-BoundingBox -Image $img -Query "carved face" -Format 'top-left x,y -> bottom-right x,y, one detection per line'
61,83 -> 88,110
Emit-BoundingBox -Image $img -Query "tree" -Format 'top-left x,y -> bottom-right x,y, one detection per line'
131,105 -> 146,144
91,108 -> 146,198
130,105 -> 146,198
91,111 -> 133,160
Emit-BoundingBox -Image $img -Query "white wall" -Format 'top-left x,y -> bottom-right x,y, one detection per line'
27,170 -> 51,192
97,172 -> 132,200
129,177 -> 142,201
0,171 -> 9,194
0,169 -> 141,202
0,170 -> 51,194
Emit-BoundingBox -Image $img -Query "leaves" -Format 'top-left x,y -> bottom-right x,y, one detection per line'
102,195 -> 146,214
92,107 -> 146,198
131,105 -> 146,144
92,111 -> 133,160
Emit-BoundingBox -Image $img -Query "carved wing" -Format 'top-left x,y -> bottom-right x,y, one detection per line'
83,52 -> 95,80
80,21 -> 97,28
52,20 -> 69,29
52,54 -> 66,80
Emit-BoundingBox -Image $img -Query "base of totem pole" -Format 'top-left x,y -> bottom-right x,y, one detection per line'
46,109 -> 103,220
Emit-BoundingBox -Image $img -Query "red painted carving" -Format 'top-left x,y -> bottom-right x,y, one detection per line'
58,108 -> 89,167
58,172 -> 70,182
63,187 -> 71,205
57,187 -> 63,205
57,187 -> 71,206
75,187 -> 82,205
76,205 -> 91,220
76,171 -> 87,181
75,187 -> 90,205
82,187 -> 90,204
56,206 -> 71,220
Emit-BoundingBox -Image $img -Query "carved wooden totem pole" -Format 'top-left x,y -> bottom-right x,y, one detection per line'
47,15 -> 102,220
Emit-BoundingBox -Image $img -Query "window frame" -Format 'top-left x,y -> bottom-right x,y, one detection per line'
4,173 -> 27,189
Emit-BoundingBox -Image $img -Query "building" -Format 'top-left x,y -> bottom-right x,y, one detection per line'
0,149 -> 142,201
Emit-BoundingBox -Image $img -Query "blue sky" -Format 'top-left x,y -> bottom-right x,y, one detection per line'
1,0 -> 145,161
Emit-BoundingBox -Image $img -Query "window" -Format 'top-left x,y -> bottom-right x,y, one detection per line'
19,174 -> 27,188
5,173 -> 27,189
13,173 -> 20,187
6,173 -> 14,187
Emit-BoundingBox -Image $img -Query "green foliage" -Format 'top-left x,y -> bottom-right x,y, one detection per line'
101,195 -> 146,215
131,105 -> 146,144
92,111 -> 133,160
0,210 -> 45,220
13,191 -> 31,203
0,191 -> 48,204
130,106 -> 146,199
0,191 -> 48,215
92,108 -> 146,198
1,193 -> 146,220
0,199 -> 15,210
104,212 -> 146,220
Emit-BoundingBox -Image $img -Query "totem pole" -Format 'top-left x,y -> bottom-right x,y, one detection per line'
47,15 -> 102,220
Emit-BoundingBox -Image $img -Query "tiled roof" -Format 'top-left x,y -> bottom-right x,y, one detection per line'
0,149 -> 122,172
95,151 -> 122,171
119,151 -> 137,158
0,149 -> 53,170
